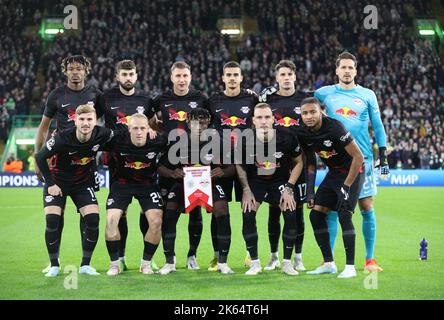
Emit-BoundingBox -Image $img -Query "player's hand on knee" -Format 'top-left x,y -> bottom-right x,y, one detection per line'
337,184 -> 351,212
48,184 -> 62,197
280,189 -> 296,211
148,127 -> 157,139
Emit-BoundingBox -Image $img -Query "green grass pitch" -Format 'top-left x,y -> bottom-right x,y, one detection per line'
0,187 -> 443,300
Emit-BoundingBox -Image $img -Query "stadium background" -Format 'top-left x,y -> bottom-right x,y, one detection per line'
0,0 -> 443,301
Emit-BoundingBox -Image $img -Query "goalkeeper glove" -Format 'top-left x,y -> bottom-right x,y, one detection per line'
377,147 -> 390,180
258,85 -> 278,102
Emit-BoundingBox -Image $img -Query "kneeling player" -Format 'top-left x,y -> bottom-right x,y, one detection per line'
103,113 -> 167,276
297,98 -> 364,278
158,108 -> 235,275
35,104 -> 114,277
236,103 -> 304,276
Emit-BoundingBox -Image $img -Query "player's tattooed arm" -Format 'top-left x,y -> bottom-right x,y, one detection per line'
343,140 -> 364,187
305,150 -> 317,209
236,164 -> 257,213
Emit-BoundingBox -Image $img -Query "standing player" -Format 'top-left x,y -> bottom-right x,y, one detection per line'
207,61 -> 258,271
257,60 -> 311,271
158,108 -> 235,275
315,52 -> 388,272
298,98 -> 364,278
236,103 -> 304,276
150,61 -> 209,269
103,114 -> 166,276
35,55 -> 102,273
35,104 -> 114,277
97,59 -> 156,271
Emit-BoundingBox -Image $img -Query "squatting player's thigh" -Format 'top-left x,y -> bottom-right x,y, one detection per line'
359,159 -> 377,199
70,186 -> 99,215
106,182 -> 133,211
136,186 -> 164,212
43,185 -> 67,212
314,174 -> 340,211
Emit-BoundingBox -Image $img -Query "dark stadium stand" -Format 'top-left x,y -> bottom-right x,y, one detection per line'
0,0 -> 443,169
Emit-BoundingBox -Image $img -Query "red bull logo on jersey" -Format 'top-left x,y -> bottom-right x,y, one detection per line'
168,108 -> 187,121
220,114 -> 247,127
255,160 -> 280,170
275,116 -> 300,127
71,157 -> 94,166
116,112 -> 131,126
335,107 -> 358,117
67,109 -> 76,122
124,161 -> 151,170
316,150 -> 338,159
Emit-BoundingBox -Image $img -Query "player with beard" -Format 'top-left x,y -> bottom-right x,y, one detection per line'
236,103 -> 304,276
97,59 -> 157,271
150,61 -> 209,270
315,52 -> 388,272
35,55 -> 102,274
253,60 -> 312,272
206,61 -> 258,271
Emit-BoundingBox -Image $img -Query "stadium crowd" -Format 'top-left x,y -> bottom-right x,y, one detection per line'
1,0 -> 443,169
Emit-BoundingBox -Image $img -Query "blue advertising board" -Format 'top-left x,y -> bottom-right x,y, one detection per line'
0,170 -> 443,188
314,170 -> 444,187
0,170 -> 109,188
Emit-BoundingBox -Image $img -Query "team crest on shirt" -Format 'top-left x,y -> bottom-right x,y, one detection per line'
241,106 -> 250,114
323,140 -> 332,147
294,107 -> 301,114
136,106 -> 145,114
92,144 -> 100,152
146,152 -> 156,159
46,137 -> 55,150
189,102 -> 197,108
353,99 -> 363,105
107,199 -> 114,206
45,196 -> 54,203
274,152 -> 283,158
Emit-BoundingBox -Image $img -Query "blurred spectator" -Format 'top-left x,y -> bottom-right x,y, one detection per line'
3,154 -> 23,173
26,150 -> 36,172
